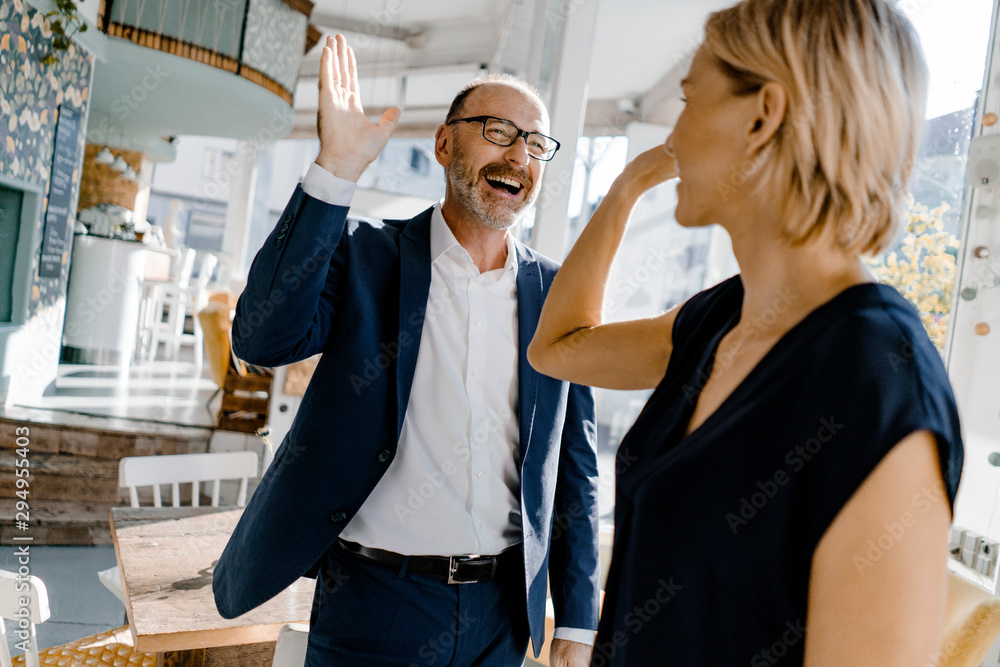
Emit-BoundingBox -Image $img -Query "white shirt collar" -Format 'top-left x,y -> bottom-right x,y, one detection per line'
430,203 -> 519,278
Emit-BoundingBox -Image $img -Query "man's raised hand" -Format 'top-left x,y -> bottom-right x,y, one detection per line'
314,34 -> 401,182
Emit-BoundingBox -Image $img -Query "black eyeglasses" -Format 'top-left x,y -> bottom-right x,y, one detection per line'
447,116 -> 561,161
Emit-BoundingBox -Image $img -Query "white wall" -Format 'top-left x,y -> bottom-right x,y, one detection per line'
151,136 -> 239,203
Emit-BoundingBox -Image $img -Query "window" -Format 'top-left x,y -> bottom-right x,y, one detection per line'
867,0 -> 994,351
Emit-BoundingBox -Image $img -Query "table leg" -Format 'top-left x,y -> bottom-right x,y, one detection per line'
157,649 -> 206,667
156,642 -> 276,667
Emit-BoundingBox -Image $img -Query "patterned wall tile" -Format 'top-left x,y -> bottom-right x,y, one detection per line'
242,0 -> 307,93
0,0 -> 94,326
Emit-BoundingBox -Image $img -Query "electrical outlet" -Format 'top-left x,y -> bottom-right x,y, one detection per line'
969,134 -> 1000,187
976,539 -> 999,577
952,528 -> 1000,577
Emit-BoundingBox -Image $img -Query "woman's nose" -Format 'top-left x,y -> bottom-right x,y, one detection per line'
664,133 -> 675,157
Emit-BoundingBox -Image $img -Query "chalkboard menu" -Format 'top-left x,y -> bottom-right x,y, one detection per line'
39,105 -> 82,278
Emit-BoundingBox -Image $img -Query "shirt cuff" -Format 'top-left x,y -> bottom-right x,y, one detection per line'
553,627 -> 596,646
300,163 -> 357,207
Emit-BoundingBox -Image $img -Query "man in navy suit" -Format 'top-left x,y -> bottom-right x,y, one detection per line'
213,34 -> 599,666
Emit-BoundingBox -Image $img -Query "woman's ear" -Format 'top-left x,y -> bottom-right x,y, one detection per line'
434,124 -> 452,168
747,81 -> 787,154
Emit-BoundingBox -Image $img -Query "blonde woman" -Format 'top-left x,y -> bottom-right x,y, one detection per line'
528,0 -> 963,664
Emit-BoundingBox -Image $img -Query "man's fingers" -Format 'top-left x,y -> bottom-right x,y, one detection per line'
379,107 -> 402,132
336,34 -> 350,88
347,46 -> 359,95
329,35 -> 341,88
318,37 -> 333,94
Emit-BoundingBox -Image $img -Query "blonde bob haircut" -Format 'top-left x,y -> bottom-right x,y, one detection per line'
704,0 -> 929,255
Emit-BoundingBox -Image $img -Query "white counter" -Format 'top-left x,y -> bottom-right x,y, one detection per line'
61,235 -> 148,365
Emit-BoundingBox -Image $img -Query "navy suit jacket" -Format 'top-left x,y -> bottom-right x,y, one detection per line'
212,186 -> 600,656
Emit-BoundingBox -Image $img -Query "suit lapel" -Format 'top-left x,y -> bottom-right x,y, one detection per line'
395,208 -> 434,438
515,242 -> 542,470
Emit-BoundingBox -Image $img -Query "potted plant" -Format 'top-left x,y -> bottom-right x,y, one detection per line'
42,0 -> 88,66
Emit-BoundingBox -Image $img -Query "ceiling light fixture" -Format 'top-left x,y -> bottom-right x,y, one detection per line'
95,147 -> 115,165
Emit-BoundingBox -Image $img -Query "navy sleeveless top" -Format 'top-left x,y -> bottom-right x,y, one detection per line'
592,276 -> 963,666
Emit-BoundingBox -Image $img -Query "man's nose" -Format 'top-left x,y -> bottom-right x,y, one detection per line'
504,137 -> 531,167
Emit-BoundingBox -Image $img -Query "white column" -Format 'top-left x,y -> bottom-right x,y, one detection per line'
529,0 -> 599,260
222,141 -> 259,283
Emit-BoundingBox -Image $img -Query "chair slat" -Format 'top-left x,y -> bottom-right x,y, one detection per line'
117,452 -> 260,509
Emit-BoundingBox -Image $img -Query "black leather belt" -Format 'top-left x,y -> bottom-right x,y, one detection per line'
335,539 -> 520,584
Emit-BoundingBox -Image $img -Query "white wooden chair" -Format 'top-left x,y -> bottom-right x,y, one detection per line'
271,623 -> 309,667
0,569 -> 152,667
98,451 -> 259,604
146,250 -> 218,368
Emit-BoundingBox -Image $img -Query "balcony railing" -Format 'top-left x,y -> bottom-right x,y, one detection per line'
98,0 -> 315,104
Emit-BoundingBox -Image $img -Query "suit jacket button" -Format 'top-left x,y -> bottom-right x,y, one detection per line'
376,449 -> 392,464
330,511 -> 348,523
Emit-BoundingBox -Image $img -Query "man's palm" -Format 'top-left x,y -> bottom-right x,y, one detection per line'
314,34 -> 400,182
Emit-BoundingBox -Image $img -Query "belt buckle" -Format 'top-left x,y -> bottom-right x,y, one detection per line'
447,554 -> 487,584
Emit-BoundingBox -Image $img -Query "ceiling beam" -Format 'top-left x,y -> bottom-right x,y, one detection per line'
309,13 -> 427,47
638,50 -> 692,127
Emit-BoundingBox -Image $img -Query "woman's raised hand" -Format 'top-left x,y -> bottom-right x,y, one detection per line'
616,142 -> 678,197
313,34 -> 401,182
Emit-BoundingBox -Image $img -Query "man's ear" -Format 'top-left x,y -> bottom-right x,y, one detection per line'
434,124 -> 452,168
747,81 -> 787,155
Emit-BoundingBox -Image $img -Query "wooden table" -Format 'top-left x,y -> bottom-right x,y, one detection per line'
110,506 -> 312,666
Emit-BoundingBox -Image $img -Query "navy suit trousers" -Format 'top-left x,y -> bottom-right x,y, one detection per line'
306,542 -> 530,666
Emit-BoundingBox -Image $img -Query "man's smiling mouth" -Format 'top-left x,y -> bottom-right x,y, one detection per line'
485,175 -> 524,197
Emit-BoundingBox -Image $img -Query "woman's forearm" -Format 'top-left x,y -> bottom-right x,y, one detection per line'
528,144 -> 677,387
533,178 -> 643,343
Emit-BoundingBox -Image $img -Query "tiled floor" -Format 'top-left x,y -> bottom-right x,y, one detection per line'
1,546 -> 124,654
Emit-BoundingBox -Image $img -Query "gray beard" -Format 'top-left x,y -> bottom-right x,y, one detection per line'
449,153 -> 537,231
453,180 -> 520,230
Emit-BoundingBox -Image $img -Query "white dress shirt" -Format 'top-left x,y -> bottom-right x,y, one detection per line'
299,163 -> 594,646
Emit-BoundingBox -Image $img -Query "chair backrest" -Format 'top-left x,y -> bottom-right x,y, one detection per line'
271,623 -> 309,667
174,247 -> 197,290
119,451 -> 259,508
939,571 -> 1000,667
192,253 -> 219,293
198,302 -> 234,388
0,569 -> 50,667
